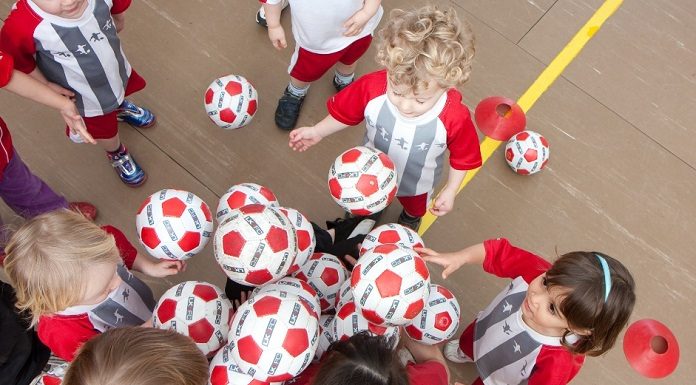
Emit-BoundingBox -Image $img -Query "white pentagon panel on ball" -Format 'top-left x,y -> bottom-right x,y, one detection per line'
136,189 -> 214,261
332,301 -> 399,344
209,345 -> 282,385
504,130 -> 550,175
360,223 -> 425,255
214,204 -> 297,287
204,75 -> 258,129
152,281 -> 233,358
327,146 -> 397,216
314,314 -> 336,361
334,279 -> 354,310
293,253 -> 348,312
228,292 -> 319,382
251,276 -> 320,317
277,207 -> 316,274
350,244 -> 431,326
404,284 -> 461,345
216,183 -> 279,223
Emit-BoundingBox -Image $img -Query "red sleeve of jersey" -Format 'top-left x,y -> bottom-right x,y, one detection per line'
0,51 -> 14,87
111,0 -> 132,14
37,314 -> 98,361
482,238 -> 552,283
406,361 -> 449,385
527,345 -> 585,385
0,1 -> 40,74
102,225 -> 138,269
440,89 -> 482,170
327,70 -> 387,126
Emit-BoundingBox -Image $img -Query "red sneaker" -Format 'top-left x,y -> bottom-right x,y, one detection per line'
68,201 -> 98,221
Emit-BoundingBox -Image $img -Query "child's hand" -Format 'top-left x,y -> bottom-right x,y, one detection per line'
429,188 -> 457,216
60,102 -> 96,144
268,25 -> 287,50
232,290 -> 253,311
289,126 -> 323,151
343,9 -> 371,36
139,257 -> 186,278
416,247 -> 466,279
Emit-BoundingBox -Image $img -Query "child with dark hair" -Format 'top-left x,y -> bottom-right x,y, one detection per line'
286,332 -> 449,385
419,238 -> 636,385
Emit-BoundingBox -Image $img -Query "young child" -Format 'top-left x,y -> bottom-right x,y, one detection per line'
418,238 -> 636,385
285,332 -> 450,385
255,0 -> 288,27
63,327 -> 208,385
0,0 -> 157,187
289,6 -> 482,230
3,209 -> 184,362
261,0 -> 383,130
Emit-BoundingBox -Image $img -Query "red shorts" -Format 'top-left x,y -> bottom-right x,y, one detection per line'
289,35 -> 373,83
398,193 -> 429,218
67,70 -> 147,140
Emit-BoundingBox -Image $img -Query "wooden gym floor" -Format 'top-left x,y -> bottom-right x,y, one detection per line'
1,0 -> 694,384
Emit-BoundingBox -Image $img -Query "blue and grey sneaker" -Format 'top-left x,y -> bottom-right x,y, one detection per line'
109,150 -> 147,187
117,99 -> 156,128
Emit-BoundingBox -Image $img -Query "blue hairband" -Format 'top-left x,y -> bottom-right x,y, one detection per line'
594,254 -> 612,302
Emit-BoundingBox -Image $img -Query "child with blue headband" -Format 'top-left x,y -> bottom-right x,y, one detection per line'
418,238 -> 636,385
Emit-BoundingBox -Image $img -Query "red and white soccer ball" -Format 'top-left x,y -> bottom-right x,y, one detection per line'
314,314 -> 336,361
251,276 -> 321,317
228,292 -> 319,382
204,75 -> 258,129
277,207 -> 316,274
505,130 -> 550,175
214,204 -> 297,286
152,281 -> 233,358
404,284 -> 461,345
360,223 -> 425,255
216,183 -> 279,224
209,345 -> 281,385
351,244 -> 431,325
334,280 -> 354,310
136,189 -> 214,261
332,301 -> 399,343
293,253 -> 348,312
328,146 -> 398,216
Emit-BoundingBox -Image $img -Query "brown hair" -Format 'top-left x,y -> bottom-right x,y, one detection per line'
376,6 -> 475,93
3,209 -> 120,326
311,332 -> 408,385
546,251 -> 636,356
63,327 -> 208,385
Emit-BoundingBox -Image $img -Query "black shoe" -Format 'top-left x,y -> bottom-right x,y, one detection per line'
275,88 -> 305,130
397,210 -> 422,231
255,8 -> 268,27
326,217 -> 376,244
332,76 -> 353,92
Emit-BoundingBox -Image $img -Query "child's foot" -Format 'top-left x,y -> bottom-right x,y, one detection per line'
68,201 -> 98,221
275,87 -> 305,130
327,217 -> 376,244
117,99 -> 156,128
444,340 -> 473,363
397,210 -> 422,231
108,146 -> 147,187
332,75 -> 353,92
255,0 -> 289,27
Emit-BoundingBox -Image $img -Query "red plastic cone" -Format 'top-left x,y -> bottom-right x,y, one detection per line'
474,96 -> 526,141
623,319 -> 679,379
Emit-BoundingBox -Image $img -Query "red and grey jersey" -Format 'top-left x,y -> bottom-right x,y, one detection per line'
328,70 -> 482,197
0,0 -> 132,117
0,50 -> 16,176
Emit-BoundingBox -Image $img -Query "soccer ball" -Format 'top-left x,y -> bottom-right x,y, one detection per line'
314,314 -> 335,361
152,281 -> 233,357
136,189 -> 214,261
293,253 -> 348,312
351,244 -> 431,325
504,130 -> 550,175
404,284 -> 461,345
334,280 -> 354,310
214,204 -> 297,286
328,146 -> 397,216
360,223 -> 425,255
209,345 -> 282,385
228,292 -> 319,382
332,301 -> 399,343
204,75 -> 258,129
251,276 -> 321,317
277,207 -> 316,274
216,183 -> 279,224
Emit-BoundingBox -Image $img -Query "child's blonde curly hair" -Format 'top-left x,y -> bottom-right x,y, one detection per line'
376,6 -> 475,93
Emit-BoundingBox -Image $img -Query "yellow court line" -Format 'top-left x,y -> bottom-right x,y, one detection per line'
418,0 -> 624,236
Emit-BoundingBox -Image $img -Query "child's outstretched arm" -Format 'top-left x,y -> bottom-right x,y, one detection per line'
416,242 -> 485,279
430,167 -> 467,216
288,115 -> 349,152
131,253 -> 185,278
264,3 -> 287,49
343,0 -> 381,37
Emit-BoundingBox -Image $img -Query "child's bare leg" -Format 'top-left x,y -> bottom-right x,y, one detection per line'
335,62 -> 357,77
289,77 -> 310,90
96,135 -> 120,152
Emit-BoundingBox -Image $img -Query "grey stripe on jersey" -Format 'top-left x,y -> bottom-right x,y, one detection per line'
90,297 -> 149,330
400,118 -> 438,196
35,39 -> 85,114
370,103 -> 397,156
474,291 -> 526,341
116,264 -> 157,310
475,329 -> 541,382
94,0 -> 128,88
